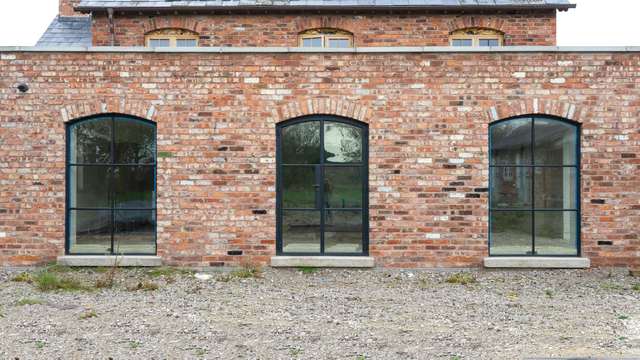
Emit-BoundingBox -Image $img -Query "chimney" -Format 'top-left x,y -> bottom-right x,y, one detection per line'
59,0 -> 83,16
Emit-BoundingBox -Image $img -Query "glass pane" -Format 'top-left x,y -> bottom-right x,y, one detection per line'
114,210 -> 156,254
70,117 -> 111,164
325,210 -> 362,253
452,39 -> 473,47
113,166 -> 155,209
490,211 -> 533,255
114,118 -> 155,164
302,37 -> 322,47
176,39 -> 197,47
534,167 -> 577,209
68,210 -> 112,254
327,38 -> 350,48
281,122 -> 321,164
479,39 -> 500,47
282,210 -> 321,253
324,121 -> 362,163
282,166 -> 318,209
69,166 -> 110,208
149,39 -> 170,47
534,118 -> 577,165
324,166 -> 363,209
535,211 -> 578,256
490,167 -> 532,209
490,118 -> 532,165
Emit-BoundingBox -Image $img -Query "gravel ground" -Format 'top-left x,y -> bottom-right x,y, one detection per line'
0,266 -> 639,360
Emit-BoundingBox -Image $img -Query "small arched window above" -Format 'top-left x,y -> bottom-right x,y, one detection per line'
299,28 -> 353,48
450,27 -> 504,47
145,28 -> 199,48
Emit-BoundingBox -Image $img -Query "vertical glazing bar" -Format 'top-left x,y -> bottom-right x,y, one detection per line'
110,116 -> 115,255
319,119 -> 325,254
530,117 -> 536,255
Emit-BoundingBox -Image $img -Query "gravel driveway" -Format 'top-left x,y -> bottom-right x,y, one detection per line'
0,266 -> 639,359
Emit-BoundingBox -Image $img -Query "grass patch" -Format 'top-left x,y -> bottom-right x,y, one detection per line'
445,273 -> 476,285
601,282 -> 624,291
34,271 -> 90,292
11,272 -> 33,283
79,309 -> 98,320
127,280 -> 160,292
16,297 -> 45,306
230,265 -> 262,279
297,266 -> 318,274
632,284 -> 640,291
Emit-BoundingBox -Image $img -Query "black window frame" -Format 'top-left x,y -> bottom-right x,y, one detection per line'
275,114 -> 369,256
488,114 -> 581,257
65,114 -> 158,256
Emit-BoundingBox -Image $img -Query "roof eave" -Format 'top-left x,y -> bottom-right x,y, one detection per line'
75,4 -> 576,13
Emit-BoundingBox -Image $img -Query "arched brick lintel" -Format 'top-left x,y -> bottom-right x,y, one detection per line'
486,99 -> 585,123
273,98 -> 370,124
59,99 -> 158,122
293,17 -> 356,34
143,17 -> 201,35
446,17 -> 506,34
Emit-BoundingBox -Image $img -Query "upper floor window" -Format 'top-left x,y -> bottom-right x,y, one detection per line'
145,28 -> 199,47
299,28 -> 353,48
450,28 -> 504,47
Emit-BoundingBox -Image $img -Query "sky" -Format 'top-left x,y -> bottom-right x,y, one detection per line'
0,0 -> 638,46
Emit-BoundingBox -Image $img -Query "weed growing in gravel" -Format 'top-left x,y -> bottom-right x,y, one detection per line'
297,266 -> 317,274
35,340 -> 46,349
147,267 -> 194,278
289,347 -> 304,356
0,306 -> 4,318
11,272 -> 32,283
601,282 -> 624,291
194,348 -> 208,357
129,340 -> 141,349
79,310 -> 98,319
545,289 -> 553,298
16,297 -> 45,306
450,356 -> 462,360
230,264 -> 262,279
127,280 -> 160,291
618,314 -> 630,320
355,355 -> 367,360
445,273 -> 476,285
34,271 -> 90,292
418,277 -> 430,289
506,291 -> 519,301
633,284 -> 640,291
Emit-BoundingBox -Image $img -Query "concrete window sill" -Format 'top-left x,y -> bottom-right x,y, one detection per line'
57,255 -> 162,267
271,256 -> 374,268
484,257 -> 590,269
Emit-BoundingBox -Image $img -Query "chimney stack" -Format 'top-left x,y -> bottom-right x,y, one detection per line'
59,0 -> 83,16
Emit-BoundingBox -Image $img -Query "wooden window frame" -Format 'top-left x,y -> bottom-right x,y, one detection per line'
299,28 -> 354,48
145,29 -> 199,47
449,28 -> 504,47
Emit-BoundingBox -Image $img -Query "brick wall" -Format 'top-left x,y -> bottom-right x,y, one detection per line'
0,50 -> 638,268
91,11 -> 557,47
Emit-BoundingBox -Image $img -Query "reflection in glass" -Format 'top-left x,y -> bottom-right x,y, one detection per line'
283,166 -> 318,209
490,118 -> 532,165
324,210 -> 362,253
535,211 -> 578,256
534,118 -> 577,165
115,118 -> 155,164
324,167 -> 362,208
70,118 -> 111,164
490,167 -> 532,209
68,210 -> 112,254
324,122 -> 362,163
282,211 -> 321,253
534,167 -> 577,209
70,166 -> 110,208
114,210 -> 156,254
490,211 -> 532,255
113,166 -> 155,209
282,122 -> 321,164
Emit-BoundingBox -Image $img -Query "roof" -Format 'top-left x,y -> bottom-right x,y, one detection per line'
76,0 -> 576,12
36,16 -> 92,47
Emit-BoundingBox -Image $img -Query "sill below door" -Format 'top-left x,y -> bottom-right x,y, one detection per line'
484,257 -> 590,269
271,256 -> 374,268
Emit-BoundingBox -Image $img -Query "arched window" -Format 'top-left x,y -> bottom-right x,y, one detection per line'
489,115 -> 580,256
299,28 -> 354,48
66,115 -> 156,255
145,28 -> 199,47
276,115 -> 368,255
450,27 -> 504,47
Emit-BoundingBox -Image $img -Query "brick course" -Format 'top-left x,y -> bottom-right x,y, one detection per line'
91,11 -> 557,47
0,50 -> 638,268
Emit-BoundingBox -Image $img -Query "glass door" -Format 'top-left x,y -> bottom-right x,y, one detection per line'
276,115 -> 368,255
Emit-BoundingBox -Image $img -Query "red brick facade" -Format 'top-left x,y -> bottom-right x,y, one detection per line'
0,50 -> 638,268
91,11 -> 557,47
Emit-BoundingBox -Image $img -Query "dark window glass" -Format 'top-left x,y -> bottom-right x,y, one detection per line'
324,166 -> 362,209
281,121 -> 321,164
489,116 -> 579,256
452,39 -> 473,47
282,166 -> 318,209
67,116 -> 156,255
490,117 -> 532,165
176,39 -> 197,47
324,210 -> 362,253
479,39 -> 500,47
282,210 -> 321,253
